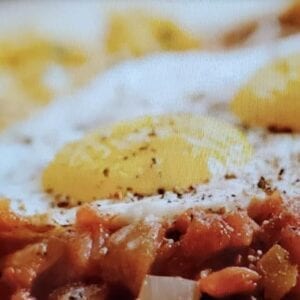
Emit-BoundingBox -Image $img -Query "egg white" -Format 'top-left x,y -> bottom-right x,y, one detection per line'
0,0 -> 288,45
0,35 -> 300,225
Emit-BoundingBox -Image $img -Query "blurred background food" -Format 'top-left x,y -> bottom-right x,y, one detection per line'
231,53 -> 300,132
0,0 -> 299,131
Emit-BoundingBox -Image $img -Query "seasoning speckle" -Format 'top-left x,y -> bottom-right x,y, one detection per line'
103,168 -> 110,177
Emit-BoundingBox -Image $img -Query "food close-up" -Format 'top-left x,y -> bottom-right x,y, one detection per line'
0,1 -> 299,300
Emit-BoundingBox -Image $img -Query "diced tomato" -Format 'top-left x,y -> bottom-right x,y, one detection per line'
198,266 -> 260,298
181,210 -> 256,258
257,244 -> 298,300
76,205 -> 104,230
247,192 -> 283,224
0,194 -> 299,299
97,220 -> 164,295
280,225 -> 300,298
76,205 -> 124,232
153,209 -> 257,278
280,225 -> 300,264
223,211 -> 258,247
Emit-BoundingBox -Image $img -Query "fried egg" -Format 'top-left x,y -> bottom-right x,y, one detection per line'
0,32 -> 300,226
0,0 -> 294,132
42,114 -> 252,204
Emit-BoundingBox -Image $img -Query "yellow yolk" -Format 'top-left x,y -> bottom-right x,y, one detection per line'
0,36 -> 86,103
231,53 -> 300,131
0,35 -> 87,130
42,115 -> 252,205
105,12 -> 200,57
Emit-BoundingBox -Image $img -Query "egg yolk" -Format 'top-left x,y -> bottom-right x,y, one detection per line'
231,53 -> 300,131
0,35 -> 87,130
105,11 -> 200,57
43,115 -> 252,205
0,36 -> 86,104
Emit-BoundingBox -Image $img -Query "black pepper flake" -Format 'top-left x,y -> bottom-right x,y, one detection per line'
267,125 -> 293,133
240,124 -> 250,131
139,145 -> 149,151
176,193 -> 183,199
134,193 -> 143,199
123,156 -> 128,160
257,176 -> 273,194
278,168 -> 285,180
150,157 -> 157,168
103,168 -> 110,177
57,201 -> 70,208
188,185 -> 196,193
148,130 -> 157,137
157,188 -> 165,195
257,176 -> 267,189
21,136 -> 32,145
215,207 -> 226,214
224,173 -> 237,180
